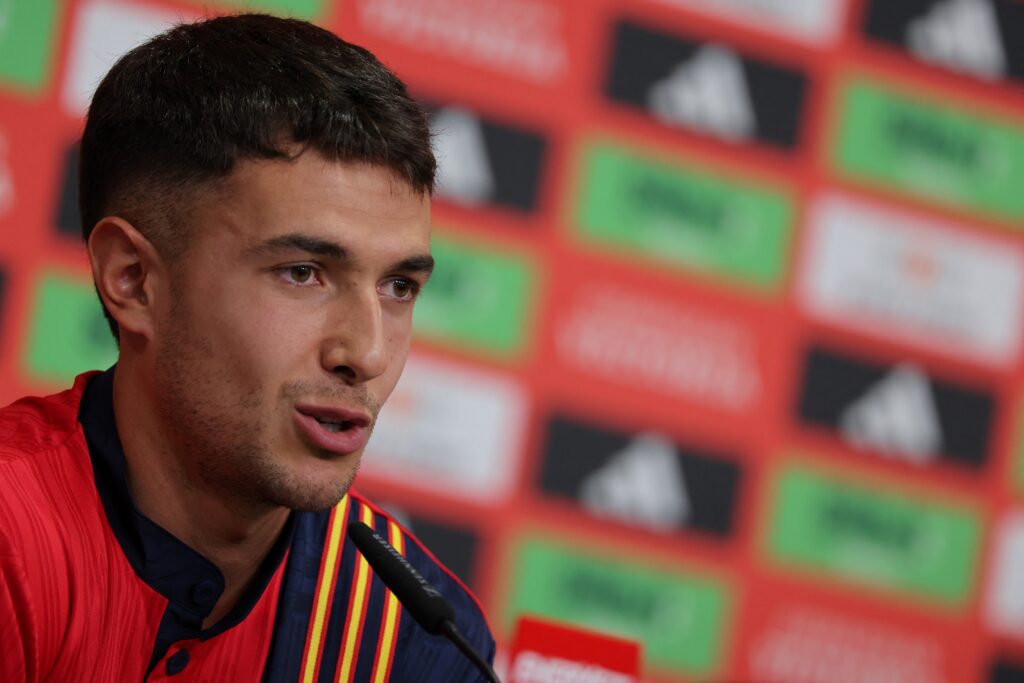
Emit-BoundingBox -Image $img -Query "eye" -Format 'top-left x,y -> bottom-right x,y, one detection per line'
278,265 -> 321,287
381,277 -> 420,302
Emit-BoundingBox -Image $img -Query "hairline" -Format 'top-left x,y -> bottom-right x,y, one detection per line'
104,150 -> 432,263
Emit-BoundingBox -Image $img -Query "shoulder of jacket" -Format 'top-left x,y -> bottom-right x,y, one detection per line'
0,373 -> 96,464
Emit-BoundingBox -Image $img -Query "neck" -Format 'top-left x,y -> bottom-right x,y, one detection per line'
112,359 -> 290,627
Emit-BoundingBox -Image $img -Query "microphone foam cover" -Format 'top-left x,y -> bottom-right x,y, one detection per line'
348,521 -> 455,635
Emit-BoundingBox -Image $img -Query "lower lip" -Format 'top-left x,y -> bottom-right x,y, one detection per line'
293,411 -> 369,455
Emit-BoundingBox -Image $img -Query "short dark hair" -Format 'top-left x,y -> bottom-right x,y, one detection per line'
79,13 -> 436,338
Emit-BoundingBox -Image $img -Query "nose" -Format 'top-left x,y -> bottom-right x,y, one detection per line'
320,289 -> 388,384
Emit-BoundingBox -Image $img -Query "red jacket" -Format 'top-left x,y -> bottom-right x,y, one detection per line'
0,371 -> 493,682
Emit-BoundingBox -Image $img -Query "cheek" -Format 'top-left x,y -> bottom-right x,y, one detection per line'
383,308 -> 415,354
235,301 -> 325,374
187,280 -> 321,380
375,317 -> 414,392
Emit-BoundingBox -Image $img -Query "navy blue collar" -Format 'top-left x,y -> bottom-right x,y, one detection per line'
78,367 -> 296,670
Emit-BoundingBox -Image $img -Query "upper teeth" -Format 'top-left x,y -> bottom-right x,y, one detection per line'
315,417 -> 346,432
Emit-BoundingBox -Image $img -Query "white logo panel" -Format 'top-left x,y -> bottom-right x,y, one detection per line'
800,193 -> 1024,367
985,509 -> 1024,637
62,0 -> 187,116
363,353 -> 528,502
431,107 -> 495,207
651,0 -> 847,46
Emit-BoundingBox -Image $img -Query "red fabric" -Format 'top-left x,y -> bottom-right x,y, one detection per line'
0,376 -> 283,682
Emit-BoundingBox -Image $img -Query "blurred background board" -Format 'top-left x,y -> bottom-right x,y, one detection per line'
2,0 -> 1024,680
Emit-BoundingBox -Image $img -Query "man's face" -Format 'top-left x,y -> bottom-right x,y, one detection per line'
152,152 -> 432,512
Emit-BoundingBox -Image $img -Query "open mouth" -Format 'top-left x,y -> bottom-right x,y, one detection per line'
313,416 -> 355,433
293,404 -> 372,455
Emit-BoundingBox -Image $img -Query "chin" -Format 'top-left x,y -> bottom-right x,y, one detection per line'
268,457 -> 361,512
272,482 -> 352,512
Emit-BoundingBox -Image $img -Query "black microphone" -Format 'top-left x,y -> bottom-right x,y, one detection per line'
347,521 -> 502,683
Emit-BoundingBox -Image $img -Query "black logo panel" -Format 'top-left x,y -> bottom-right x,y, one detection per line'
538,415 -> 741,537
862,0 -> 1024,86
604,19 -> 808,150
426,104 -> 547,214
797,345 -> 994,469
405,513 -> 481,592
990,658 -> 1024,683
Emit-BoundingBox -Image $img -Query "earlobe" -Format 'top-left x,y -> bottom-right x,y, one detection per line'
87,216 -> 164,341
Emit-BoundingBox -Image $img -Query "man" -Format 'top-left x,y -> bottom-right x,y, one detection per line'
0,13 -> 494,682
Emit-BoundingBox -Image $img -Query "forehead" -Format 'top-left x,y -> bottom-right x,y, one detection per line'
191,153 -> 431,256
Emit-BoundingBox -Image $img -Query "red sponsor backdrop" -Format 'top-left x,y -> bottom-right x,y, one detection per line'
3,0 -> 1024,680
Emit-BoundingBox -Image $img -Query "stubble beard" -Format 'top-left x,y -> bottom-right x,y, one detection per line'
155,299 -> 374,515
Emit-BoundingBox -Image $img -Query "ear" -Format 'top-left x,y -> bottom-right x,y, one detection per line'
87,216 -> 166,343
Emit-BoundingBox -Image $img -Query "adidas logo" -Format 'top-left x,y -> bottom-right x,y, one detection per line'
906,0 -> 1007,81
0,132 -> 13,218
839,363 -> 943,465
579,432 -> 690,531
646,44 -> 757,142
430,107 -> 495,206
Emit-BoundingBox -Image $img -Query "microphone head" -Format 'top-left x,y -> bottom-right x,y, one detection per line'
347,520 -> 455,635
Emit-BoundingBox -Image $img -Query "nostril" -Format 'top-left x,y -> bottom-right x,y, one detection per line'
332,364 -> 357,382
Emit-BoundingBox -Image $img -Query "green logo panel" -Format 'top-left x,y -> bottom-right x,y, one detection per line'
766,462 -> 982,607
413,233 -> 536,360
24,272 -> 117,383
183,0 -> 326,20
835,79 -> 1024,223
0,0 -> 60,93
507,536 -> 732,675
573,139 -> 794,290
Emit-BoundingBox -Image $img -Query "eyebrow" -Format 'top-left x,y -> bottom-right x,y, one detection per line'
246,233 -> 348,260
396,254 -> 435,276
246,232 -> 434,275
